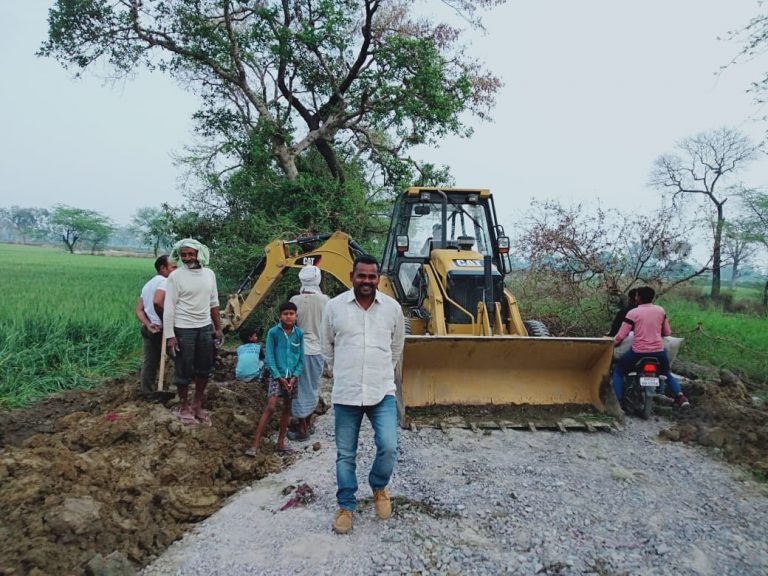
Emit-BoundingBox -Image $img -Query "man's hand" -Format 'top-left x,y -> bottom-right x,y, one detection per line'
214,328 -> 224,342
147,323 -> 161,334
167,337 -> 178,358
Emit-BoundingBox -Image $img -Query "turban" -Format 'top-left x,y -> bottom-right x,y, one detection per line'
298,265 -> 322,293
171,238 -> 211,267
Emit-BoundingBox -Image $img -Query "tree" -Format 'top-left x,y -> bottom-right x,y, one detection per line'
738,187 -> 768,304
650,127 -> 758,300
40,0 -> 503,216
727,8 -> 768,105
513,200 -> 702,335
721,215 -> 758,290
49,205 -> 114,254
0,206 -> 50,244
131,207 -> 173,256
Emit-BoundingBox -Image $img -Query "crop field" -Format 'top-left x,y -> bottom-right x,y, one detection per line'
662,296 -> 768,384
0,244 -> 153,407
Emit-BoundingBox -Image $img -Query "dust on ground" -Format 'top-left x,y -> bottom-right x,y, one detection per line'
0,356 -> 766,575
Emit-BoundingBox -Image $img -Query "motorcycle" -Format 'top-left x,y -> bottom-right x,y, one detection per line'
623,357 -> 668,419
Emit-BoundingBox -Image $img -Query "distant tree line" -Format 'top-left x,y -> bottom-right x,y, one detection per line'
0,204 -> 176,256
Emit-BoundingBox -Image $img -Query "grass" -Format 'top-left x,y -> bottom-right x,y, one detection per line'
661,296 -> 768,384
0,244 -> 153,407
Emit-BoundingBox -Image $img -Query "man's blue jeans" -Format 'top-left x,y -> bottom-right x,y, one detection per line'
334,395 -> 399,512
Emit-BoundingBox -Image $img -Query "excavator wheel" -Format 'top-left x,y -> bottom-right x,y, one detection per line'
523,320 -> 551,337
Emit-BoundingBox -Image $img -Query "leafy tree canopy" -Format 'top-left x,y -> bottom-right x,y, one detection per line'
40,0 -> 503,196
131,206 -> 174,256
50,205 -> 114,254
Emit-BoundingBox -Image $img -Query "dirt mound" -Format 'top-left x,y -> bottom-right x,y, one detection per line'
0,356 -> 308,575
659,368 -> 768,476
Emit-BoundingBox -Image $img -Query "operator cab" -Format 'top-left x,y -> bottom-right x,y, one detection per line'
381,188 -> 511,305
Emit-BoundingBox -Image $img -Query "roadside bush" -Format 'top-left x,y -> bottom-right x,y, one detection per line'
726,298 -> 767,316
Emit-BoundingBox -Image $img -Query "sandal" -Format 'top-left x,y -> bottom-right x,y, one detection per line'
195,412 -> 212,427
277,446 -> 295,455
287,430 -> 310,442
244,446 -> 258,457
174,407 -> 199,427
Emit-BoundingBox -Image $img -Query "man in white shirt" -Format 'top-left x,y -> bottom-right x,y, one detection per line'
134,254 -> 176,399
321,255 -> 405,534
163,239 -> 224,426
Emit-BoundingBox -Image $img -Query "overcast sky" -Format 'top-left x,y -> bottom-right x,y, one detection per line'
1,1 -> 767,232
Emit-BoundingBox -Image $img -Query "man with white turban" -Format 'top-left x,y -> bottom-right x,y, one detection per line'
163,238 -> 223,426
289,265 -> 329,439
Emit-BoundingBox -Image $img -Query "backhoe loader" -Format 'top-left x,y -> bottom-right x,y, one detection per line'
223,188 -> 617,428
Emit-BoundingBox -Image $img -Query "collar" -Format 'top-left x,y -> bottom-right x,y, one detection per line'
342,289 -> 382,305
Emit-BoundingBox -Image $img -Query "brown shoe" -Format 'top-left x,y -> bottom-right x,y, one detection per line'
333,509 -> 353,534
373,488 -> 392,520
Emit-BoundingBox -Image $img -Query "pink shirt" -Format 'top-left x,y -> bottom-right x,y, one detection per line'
614,303 -> 671,353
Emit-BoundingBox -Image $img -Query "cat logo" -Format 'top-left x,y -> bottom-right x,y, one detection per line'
299,256 -> 321,266
455,259 -> 482,267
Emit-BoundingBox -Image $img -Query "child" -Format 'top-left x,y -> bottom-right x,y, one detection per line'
245,302 -> 305,456
235,327 -> 263,382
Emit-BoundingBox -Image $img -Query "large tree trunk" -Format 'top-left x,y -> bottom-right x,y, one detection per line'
763,279 -> 768,308
710,205 -> 724,300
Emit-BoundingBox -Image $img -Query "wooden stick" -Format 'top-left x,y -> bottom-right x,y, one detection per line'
158,336 -> 167,391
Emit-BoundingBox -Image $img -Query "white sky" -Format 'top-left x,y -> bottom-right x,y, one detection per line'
1,1 -> 767,235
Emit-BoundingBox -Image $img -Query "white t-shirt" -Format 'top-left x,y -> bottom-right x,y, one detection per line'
163,267 -> 220,337
140,274 -> 167,326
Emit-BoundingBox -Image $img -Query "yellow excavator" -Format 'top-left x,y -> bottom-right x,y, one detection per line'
223,188 -> 617,428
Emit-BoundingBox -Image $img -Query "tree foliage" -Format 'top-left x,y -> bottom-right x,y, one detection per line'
41,0 -> 506,297
513,200 -> 701,336
0,207 -> 50,244
131,206 -> 174,256
649,127 -> 758,300
738,187 -> 768,304
50,205 -> 114,254
727,6 -> 768,104
721,212 -> 759,290
40,0 -> 502,197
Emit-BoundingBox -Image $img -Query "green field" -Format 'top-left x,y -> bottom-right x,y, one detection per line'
0,244 -> 153,407
662,296 -> 768,384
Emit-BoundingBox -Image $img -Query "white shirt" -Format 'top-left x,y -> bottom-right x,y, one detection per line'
321,289 -> 405,406
140,274 -> 167,326
290,291 -> 330,356
163,267 -> 219,338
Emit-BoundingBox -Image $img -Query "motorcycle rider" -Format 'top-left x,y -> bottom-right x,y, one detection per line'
612,285 -> 690,409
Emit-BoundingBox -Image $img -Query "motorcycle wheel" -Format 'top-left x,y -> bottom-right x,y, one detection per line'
641,390 -> 654,420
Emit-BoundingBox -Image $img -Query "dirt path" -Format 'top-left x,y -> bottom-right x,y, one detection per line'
1,360 -> 766,575
141,412 -> 768,575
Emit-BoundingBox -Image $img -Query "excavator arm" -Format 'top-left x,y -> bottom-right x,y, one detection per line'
221,231 -> 368,331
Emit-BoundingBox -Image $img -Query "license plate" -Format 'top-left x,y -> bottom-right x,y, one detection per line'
640,377 -> 659,388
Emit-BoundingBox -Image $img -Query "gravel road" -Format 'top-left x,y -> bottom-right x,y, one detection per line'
142,408 -> 768,576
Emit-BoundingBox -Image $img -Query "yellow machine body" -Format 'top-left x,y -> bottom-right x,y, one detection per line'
223,188 -> 616,425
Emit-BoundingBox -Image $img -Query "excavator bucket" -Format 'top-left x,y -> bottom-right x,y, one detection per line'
399,335 -> 615,420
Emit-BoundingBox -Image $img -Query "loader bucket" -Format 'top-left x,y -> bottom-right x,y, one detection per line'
400,335 -> 614,411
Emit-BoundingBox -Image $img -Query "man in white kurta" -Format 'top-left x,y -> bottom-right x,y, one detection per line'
163,239 -> 223,426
